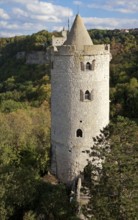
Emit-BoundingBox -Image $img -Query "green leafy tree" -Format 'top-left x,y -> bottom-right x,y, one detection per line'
0,103 -> 51,219
82,117 -> 138,220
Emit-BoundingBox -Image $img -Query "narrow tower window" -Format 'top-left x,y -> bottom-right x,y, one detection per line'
92,59 -> 96,70
80,62 -> 84,71
86,62 -> 92,70
80,90 -> 84,101
85,90 -> 91,100
76,129 -> 83,137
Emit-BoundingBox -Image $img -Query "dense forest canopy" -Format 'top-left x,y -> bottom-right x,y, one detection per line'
0,29 -> 137,118
0,29 -> 137,219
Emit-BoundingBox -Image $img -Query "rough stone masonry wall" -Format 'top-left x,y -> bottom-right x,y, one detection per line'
51,45 -> 110,183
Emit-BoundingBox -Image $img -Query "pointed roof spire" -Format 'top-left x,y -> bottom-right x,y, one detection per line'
64,14 -> 93,50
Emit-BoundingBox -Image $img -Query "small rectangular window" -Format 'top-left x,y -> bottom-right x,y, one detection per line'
92,60 -> 96,71
80,90 -> 84,101
85,90 -> 91,100
76,129 -> 83,137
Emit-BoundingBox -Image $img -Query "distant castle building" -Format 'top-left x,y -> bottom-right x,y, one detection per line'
52,29 -> 67,47
51,14 -> 110,184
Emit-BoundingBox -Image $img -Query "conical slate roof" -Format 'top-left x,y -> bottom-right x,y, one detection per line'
64,14 -> 93,50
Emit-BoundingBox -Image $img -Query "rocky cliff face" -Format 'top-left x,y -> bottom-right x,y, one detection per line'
16,51 -> 49,65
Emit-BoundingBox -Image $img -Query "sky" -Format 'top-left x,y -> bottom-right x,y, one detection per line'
0,0 -> 138,37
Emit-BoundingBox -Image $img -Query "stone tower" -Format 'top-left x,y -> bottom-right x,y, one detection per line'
51,14 -> 110,184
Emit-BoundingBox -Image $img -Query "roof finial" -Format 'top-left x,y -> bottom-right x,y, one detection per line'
67,9 -> 70,32
77,5 -> 80,14
68,17 -> 70,32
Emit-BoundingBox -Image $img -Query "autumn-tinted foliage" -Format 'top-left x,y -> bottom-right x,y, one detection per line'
0,29 -> 137,219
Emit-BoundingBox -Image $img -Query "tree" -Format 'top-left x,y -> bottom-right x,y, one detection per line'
0,103 -> 51,219
82,117 -> 138,220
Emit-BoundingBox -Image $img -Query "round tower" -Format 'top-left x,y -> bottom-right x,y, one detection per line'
51,15 -> 110,184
